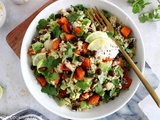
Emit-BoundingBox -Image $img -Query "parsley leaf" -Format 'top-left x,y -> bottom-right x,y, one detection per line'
50,23 -> 61,38
139,5 -> 160,23
103,10 -> 110,18
36,19 -> 48,31
71,4 -> 87,11
63,44 -> 76,61
67,13 -> 79,22
76,81 -> 90,90
41,84 -> 59,97
104,92 -> 110,101
45,72 -> 59,83
112,79 -> 121,87
107,32 -> 113,38
94,83 -> 104,96
128,0 -> 151,14
133,4 -> 143,13
47,13 -> 55,21
114,28 -> 119,36
46,56 -> 61,70
128,0 -> 136,4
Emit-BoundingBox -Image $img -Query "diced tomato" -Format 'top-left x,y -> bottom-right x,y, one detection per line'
122,75 -> 132,89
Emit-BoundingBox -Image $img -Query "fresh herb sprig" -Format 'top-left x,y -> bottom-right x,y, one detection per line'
128,0 -> 160,23
128,0 -> 151,14
139,4 -> 160,23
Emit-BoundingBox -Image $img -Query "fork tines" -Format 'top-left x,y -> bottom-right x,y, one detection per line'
87,7 -> 114,34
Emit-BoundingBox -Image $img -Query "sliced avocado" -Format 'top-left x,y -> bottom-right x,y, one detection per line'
82,18 -> 91,26
69,90 -> 81,100
59,98 -> 71,106
32,41 -> 43,53
80,101 -> 89,109
98,62 -> 112,75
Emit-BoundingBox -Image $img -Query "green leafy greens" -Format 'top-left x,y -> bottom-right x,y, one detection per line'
94,83 -> 104,96
63,44 -> 76,61
36,19 -> 48,31
50,22 -> 61,38
76,81 -> 90,90
71,4 -> 87,11
128,0 -> 151,14
41,84 -> 59,97
45,56 -> 61,70
45,72 -> 59,83
47,13 -> 56,21
128,0 -> 160,23
67,13 -> 80,22
139,5 -> 160,23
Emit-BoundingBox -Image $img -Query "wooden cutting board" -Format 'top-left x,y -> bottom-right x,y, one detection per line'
6,0 -> 57,58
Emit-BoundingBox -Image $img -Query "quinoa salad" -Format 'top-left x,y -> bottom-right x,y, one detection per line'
27,4 -> 136,111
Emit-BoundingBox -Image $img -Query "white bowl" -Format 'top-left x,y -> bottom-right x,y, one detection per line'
0,0 -> 6,28
20,0 -> 145,119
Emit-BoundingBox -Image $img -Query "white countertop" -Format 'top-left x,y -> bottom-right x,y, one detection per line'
0,0 -> 160,119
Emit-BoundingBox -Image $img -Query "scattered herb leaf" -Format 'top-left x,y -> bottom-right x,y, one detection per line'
36,19 -> 48,31
67,13 -> 79,22
41,84 -> 59,97
63,44 -> 76,61
45,72 -> 59,83
50,23 -> 61,38
102,10 -> 110,18
76,81 -> 90,90
139,5 -> 160,23
45,56 -> 61,70
71,4 -> 87,11
112,79 -> 121,87
47,13 -> 56,21
128,0 -> 151,14
94,83 -> 104,96
107,32 -> 113,38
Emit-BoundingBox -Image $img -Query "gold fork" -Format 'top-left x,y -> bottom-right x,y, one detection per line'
87,7 -> 160,108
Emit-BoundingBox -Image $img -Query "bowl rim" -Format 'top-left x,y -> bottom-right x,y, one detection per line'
0,0 -> 6,28
20,0 -> 145,119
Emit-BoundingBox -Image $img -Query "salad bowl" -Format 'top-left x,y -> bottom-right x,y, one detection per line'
0,0 -> 6,28
20,0 -> 145,119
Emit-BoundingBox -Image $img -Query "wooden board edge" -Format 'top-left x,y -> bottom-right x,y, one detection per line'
6,0 -> 57,57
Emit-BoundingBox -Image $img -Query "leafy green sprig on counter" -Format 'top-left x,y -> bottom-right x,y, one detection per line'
139,4 -> 160,22
128,0 -> 151,14
128,0 -> 160,23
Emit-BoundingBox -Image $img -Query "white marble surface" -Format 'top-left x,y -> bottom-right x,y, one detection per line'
0,0 -> 160,120
139,85 -> 160,120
